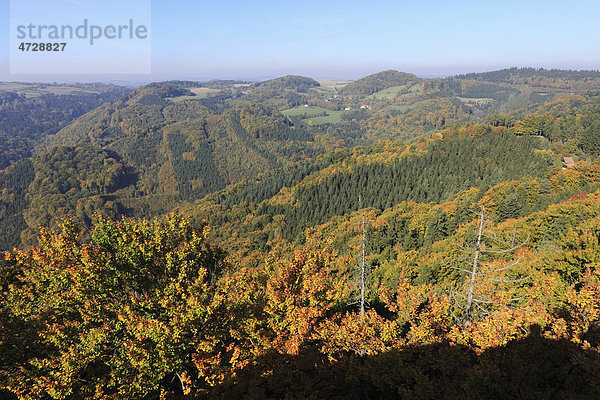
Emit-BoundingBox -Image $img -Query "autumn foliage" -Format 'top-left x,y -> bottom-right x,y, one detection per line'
2,210 -> 600,399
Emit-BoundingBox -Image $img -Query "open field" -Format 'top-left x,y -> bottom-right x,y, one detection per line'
369,83 -> 422,101
311,86 -> 336,94
315,79 -> 352,89
282,106 -> 331,116
282,105 -> 343,125
386,99 -> 429,113
0,82 -> 100,97
387,104 -> 412,112
191,87 -> 221,97
408,83 -> 421,93
369,85 -> 407,99
168,87 -> 222,102
457,97 -> 496,106
303,113 -> 343,124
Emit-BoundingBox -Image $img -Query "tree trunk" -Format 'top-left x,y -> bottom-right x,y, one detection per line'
464,206 -> 485,325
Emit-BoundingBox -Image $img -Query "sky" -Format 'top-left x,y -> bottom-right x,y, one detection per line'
1,0 -> 599,83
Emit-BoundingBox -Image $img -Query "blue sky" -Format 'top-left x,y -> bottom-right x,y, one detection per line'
1,0 -> 600,82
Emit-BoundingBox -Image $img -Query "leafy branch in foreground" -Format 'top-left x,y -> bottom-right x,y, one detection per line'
0,214 -> 243,399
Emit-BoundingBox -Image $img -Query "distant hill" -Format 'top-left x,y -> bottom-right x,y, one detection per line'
255,75 -> 320,90
339,70 -> 419,96
455,67 -> 600,82
454,68 -> 600,92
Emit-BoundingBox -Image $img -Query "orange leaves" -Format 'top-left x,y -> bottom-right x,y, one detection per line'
317,310 -> 397,358
562,267 -> 600,346
6,201 -> 600,398
406,295 -> 451,345
263,242 -> 350,355
445,262 -> 600,353
380,276 -> 429,323
450,304 -> 545,351
378,276 -> 452,347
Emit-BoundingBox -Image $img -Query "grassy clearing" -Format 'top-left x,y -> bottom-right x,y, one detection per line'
370,85 -> 407,100
0,82 -> 99,97
457,97 -> 496,107
369,83 -> 421,100
282,106 -> 329,117
168,87 -> 221,102
386,99 -> 429,113
303,112 -> 342,124
282,106 -> 343,125
311,86 -> 335,94
315,79 -> 352,90
409,83 -> 421,93
191,87 -> 221,97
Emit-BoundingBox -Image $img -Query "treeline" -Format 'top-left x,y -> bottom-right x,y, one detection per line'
212,149 -> 352,206
166,132 -> 225,199
0,160 -> 34,250
454,68 -> 600,91
459,82 -> 518,101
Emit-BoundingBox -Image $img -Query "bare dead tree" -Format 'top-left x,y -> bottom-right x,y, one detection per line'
342,196 -> 373,357
350,195 -> 371,319
359,206 -> 368,317
447,205 -> 530,326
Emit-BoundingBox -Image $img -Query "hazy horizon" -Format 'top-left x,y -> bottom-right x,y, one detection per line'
2,0 -> 599,83
4,65 -> 600,86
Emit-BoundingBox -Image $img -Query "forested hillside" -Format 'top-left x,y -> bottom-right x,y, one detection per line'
456,67 -> 600,90
339,70 -> 420,96
0,84 -> 130,169
202,134 -> 551,241
0,71 -> 599,251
